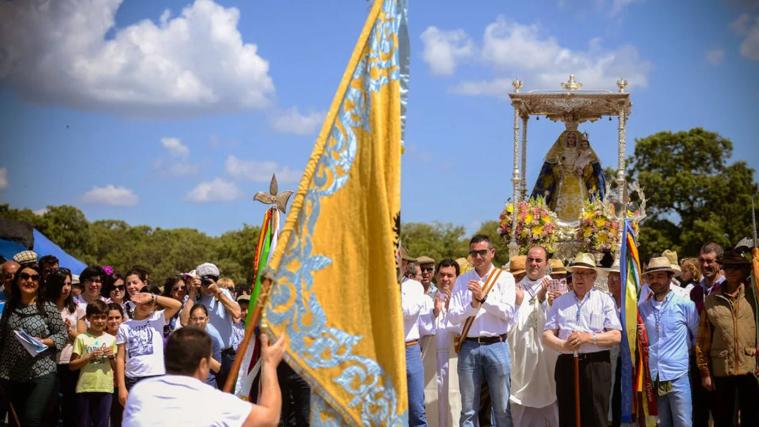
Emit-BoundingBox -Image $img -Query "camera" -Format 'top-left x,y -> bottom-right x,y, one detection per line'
201,275 -> 215,287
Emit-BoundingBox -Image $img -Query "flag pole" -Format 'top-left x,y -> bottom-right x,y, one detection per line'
223,174 -> 291,394
573,350 -> 581,427
224,275 -> 274,393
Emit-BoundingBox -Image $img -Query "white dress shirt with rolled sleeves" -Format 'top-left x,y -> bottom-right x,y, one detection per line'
402,279 -> 431,342
544,288 -> 622,354
447,265 -> 517,337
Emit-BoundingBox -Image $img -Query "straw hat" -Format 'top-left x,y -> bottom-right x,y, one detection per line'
416,255 -> 436,265
601,258 -> 621,274
549,258 -> 567,276
662,249 -> 681,274
455,257 -> 471,273
508,255 -> 527,276
644,256 -> 676,275
567,252 -> 597,272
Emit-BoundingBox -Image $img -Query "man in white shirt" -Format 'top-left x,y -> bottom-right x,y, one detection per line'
543,252 -> 622,427
509,246 -> 559,426
448,235 -> 516,427
402,262 -> 434,426
123,326 -> 285,427
422,258 -> 461,427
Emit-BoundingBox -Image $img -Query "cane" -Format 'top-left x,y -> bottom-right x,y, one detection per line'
573,351 -> 581,427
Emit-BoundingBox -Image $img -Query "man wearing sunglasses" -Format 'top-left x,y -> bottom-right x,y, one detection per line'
447,235 -> 516,427
416,256 -> 436,295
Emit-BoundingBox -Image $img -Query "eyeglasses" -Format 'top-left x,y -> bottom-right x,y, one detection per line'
469,249 -> 490,258
526,257 -> 545,263
172,286 -> 186,292
19,272 -> 40,282
112,286 -> 125,291
421,266 -> 435,273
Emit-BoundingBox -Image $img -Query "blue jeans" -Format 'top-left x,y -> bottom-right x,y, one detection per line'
406,343 -> 427,427
457,340 -> 511,427
656,374 -> 692,427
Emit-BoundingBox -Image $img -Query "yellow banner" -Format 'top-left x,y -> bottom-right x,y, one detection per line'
263,0 -> 408,425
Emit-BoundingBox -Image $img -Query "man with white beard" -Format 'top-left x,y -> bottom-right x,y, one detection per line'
508,245 -> 559,426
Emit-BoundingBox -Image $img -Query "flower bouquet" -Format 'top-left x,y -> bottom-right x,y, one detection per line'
578,199 -> 621,253
498,197 -> 558,254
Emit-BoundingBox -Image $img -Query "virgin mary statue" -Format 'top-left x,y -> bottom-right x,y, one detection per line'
530,126 -> 606,223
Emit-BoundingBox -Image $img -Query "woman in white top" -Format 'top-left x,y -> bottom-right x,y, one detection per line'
115,288 -> 182,407
45,267 -> 87,427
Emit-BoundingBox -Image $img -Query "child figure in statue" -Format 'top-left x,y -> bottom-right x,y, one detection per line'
530,125 -> 606,223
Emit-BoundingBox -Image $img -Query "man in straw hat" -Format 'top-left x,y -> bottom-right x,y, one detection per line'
695,249 -> 759,427
508,246 -> 559,426
448,234 -> 517,427
638,256 -> 699,427
543,252 -> 621,427
508,255 -> 526,282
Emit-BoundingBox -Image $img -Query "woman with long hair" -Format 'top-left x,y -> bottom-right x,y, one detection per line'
103,273 -> 127,319
123,269 -> 148,319
105,303 -> 124,427
45,267 -> 87,427
160,276 -> 189,337
0,264 -> 68,426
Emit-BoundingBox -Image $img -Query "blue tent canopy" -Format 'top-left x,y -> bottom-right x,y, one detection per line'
32,229 -> 87,275
0,217 -> 87,275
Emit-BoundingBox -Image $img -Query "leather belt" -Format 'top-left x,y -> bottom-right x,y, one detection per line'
405,339 -> 419,348
464,334 -> 507,345
558,350 -> 610,361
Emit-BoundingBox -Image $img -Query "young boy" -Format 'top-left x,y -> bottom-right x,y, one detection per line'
70,300 -> 117,427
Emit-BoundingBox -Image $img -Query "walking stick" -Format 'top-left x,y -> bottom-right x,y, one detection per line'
573,350 -> 581,427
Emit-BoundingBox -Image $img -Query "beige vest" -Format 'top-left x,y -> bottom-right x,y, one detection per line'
704,285 -> 757,377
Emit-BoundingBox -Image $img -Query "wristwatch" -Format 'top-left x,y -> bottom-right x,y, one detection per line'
477,296 -> 487,304
592,334 -> 598,346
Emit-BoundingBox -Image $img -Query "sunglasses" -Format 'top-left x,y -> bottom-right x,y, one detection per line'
421,266 -> 435,273
172,286 -> 186,292
112,285 -> 125,291
19,272 -> 40,282
468,249 -> 490,258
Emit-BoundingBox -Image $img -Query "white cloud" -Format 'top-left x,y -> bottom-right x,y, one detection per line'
185,178 -> 241,203
0,167 -> 7,190
453,17 -> 650,96
0,0 -> 274,115
732,14 -> 759,60
450,78 -> 513,96
225,156 -> 301,183
81,185 -> 139,206
33,208 -> 48,216
270,108 -> 325,135
155,137 -> 198,176
161,137 -> 189,158
705,49 -> 725,65
420,26 -> 475,75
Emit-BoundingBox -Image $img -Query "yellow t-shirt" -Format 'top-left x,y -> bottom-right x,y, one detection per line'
73,332 -> 117,393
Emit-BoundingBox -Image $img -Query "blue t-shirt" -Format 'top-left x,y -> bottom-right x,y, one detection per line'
205,324 -> 223,386
199,289 -> 236,350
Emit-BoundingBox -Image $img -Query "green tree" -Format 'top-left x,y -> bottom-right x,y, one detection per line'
400,222 -> 468,262
628,128 -> 757,259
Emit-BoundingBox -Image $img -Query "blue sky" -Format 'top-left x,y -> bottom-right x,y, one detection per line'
1,0 -> 758,236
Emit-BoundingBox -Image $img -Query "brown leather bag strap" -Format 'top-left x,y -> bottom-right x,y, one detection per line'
454,267 -> 503,352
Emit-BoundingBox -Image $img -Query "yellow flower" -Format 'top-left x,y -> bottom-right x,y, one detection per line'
594,218 -> 606,227
525,212 -> 534,225
532,225 -> 544,236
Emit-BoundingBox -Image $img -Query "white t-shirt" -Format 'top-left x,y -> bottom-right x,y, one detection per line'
57,304 -> 86,364
116,311 -> 167,378
123,375 -> 252,427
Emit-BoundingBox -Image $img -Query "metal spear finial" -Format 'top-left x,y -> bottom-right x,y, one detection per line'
253,174 -> 293,213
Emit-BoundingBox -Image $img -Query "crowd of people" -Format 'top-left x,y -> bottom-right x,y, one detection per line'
0,251 -> 285,427
0,234 -> 756,427
401,236 -> 758,427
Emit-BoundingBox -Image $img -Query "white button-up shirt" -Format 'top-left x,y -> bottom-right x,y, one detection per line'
402,278 -> 430,342
544,288 -> 621,354
447,264 -> 516,337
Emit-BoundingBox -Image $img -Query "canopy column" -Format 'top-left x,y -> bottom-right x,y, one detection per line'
520,115 -> 528,200
509,80 -> 523,258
